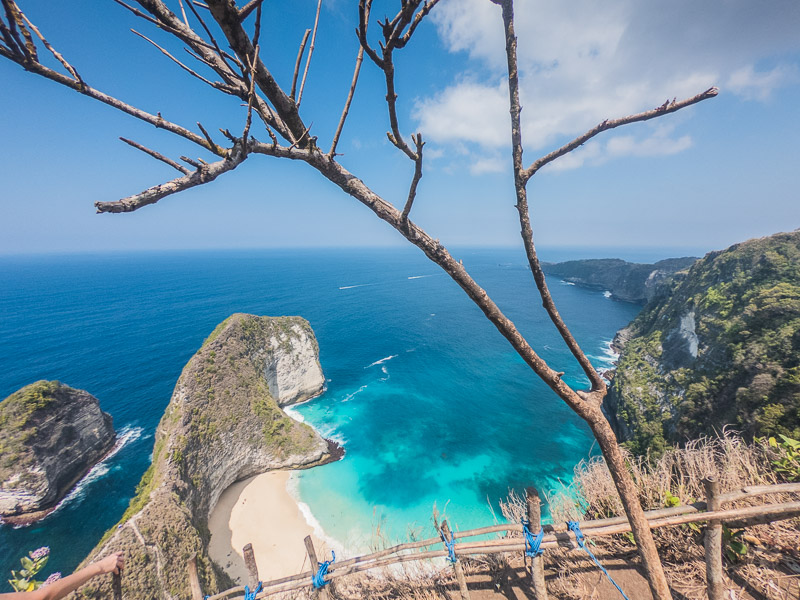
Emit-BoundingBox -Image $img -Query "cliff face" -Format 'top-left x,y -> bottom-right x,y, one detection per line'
606,231 -> 800,457
72,314 -> 334,600
543,257 -> 698,303
0,381 -> 115,523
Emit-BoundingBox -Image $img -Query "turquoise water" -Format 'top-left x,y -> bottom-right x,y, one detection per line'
0,247 -> 641,583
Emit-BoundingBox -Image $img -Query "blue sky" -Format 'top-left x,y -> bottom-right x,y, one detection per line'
0,0 -> 798,256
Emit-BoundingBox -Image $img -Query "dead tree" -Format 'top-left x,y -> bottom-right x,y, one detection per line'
0,2 -> 717,598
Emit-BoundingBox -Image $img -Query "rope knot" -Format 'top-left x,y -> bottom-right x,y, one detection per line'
312,551 -> 335,589
440,529 -> 457,564
243,581 -> 262,600
521,518 -> 544,558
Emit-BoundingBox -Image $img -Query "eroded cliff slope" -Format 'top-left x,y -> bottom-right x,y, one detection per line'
0,381 -> 115,523
71,314 -> 335,600
606,231 -> 800,456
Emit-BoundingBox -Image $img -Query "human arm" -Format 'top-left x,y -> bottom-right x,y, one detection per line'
0,553 -> 124,600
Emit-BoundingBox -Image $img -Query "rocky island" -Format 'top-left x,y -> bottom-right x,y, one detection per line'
605,231 -> 800,456
70,314 -> 340,600
0,381 -> 116,525
543,257 -> 698,303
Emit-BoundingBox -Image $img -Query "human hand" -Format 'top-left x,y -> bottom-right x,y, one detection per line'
95,552 -> 124,575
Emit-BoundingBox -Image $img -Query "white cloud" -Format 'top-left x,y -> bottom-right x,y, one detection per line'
417,0 -> 800,172
470,156 -> 507,175
727,64 -> 799,101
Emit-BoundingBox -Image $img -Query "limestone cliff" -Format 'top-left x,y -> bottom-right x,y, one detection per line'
71,314 -> 336,600
543,257 -> 698,303
0,381 -> 115,524
606,231 -> 800,456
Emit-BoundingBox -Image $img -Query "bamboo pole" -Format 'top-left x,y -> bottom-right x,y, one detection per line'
304,535 -> 330,600
703,477 -> 724,600
187,554 -> 203,600
441,520 -> 471,600
242,543 -> 260,590
526,487 -> 548,600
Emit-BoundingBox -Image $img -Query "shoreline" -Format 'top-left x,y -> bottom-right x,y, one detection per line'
208,470 -> 339,583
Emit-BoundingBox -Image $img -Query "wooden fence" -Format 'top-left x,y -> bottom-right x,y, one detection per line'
180,480 -> 800,600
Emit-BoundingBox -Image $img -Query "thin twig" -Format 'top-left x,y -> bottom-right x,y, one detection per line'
16,5 -> 82,83
242,2 -> 262,144
180,156 -> 203,169
177,0 -> 190,28
1,0 -> 35,61
238,0 -> 263,22
357,0 -> 382,67
131,29 -> 230,92
328,41 -> 364,156
119,137 -> 190,174
296,0 -> 322,108
289,29 -> 310,101
196,122 -> 219,153
524,87 -> 720,180
401,133 -> 424,222
184,0 -> 238,75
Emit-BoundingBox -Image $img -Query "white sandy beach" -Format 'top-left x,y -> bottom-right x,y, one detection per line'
208,471 -> 329,583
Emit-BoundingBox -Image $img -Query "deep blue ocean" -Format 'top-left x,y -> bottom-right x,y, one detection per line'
0,247 -> 655,585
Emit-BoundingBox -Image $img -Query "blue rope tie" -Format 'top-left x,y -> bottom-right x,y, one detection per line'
521,518 -> 544,558
243,582 -> 262,600
567,521 -> 630,600
312,551 -> 335,589
440,529 -> 457,564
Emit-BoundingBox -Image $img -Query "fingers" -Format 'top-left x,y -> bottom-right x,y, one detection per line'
97,551 -> 125,575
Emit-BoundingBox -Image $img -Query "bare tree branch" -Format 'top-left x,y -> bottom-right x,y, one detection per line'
296,0 -> 322,108
184,0 -> 238,75
328,40 -> 365,157
523,87 -> 720,180
357,0 -> 382,68
242,1 -> 262,145
15,4 -> 83,84
205,0 -> 310,146
397,0 -> 442,48
177,0 -> 190,28
120,137 -> 190,174
401,133 -> 424,222
1,0 -> 35,61
96,144 -> 247,213
290,29 -> 311,101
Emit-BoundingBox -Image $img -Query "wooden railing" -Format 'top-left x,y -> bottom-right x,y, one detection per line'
184,481 -> 800,600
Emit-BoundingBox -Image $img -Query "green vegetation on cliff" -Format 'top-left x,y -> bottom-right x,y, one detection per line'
73,314 -> 332,600
608,231 -> 800,456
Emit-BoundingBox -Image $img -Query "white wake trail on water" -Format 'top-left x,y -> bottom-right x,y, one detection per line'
407,275 -> 432,280
338,283 -> 375,290
48,426 -> 144,518
365,355 -> 397,368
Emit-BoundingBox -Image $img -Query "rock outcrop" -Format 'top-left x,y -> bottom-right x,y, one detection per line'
70,314 -> 337,600
543,257 -> 698,303
605,231 -> 800,456
0,381 -> 115,524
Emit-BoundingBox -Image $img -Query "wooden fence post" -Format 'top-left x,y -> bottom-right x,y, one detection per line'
242,543 -> 260,589
186,554 -> 203,600
440,520 -> 471,600
526,487 -> 548,600
112,571 -> 122,600
304,535 -> 331,600
703,476 -> 724,600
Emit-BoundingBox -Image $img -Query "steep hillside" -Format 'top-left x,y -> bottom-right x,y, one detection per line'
543,257 -> 697,303
606,231 -> 800,456
0,381 -> 115,523
70,314 -> 338,600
